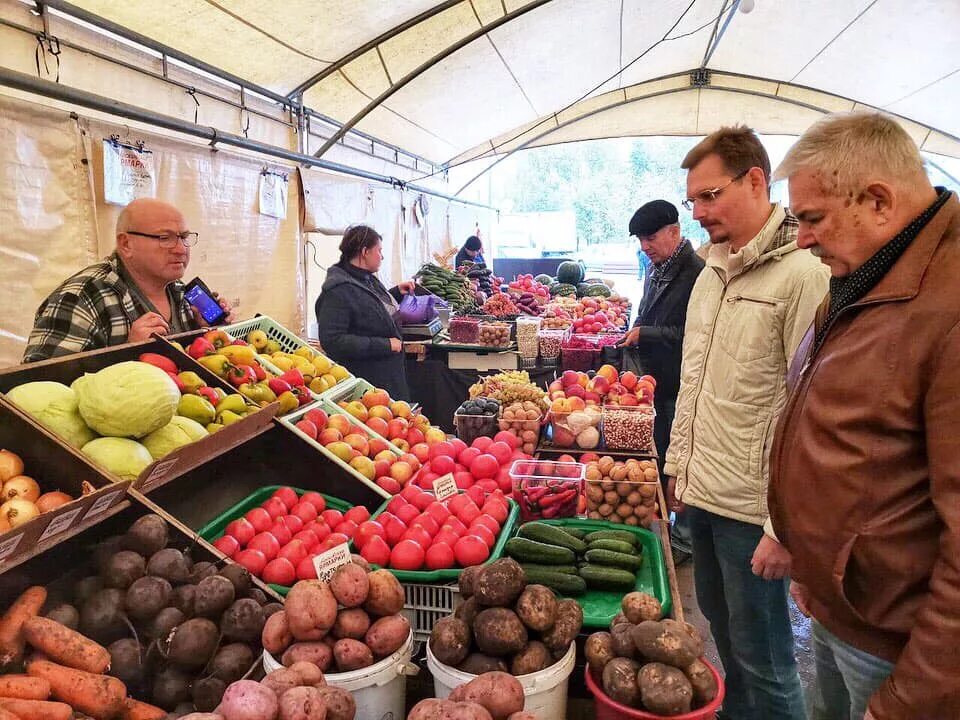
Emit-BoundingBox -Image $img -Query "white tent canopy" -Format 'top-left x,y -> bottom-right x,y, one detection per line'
59,0 -> 960,169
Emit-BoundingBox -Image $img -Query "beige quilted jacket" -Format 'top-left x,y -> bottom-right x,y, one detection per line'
664,205 -> 829,527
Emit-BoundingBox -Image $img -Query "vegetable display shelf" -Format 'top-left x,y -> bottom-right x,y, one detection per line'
198,485 -> 352,596
509,518 -> 672,628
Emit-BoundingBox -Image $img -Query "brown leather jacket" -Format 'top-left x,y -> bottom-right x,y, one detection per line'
769,193 -> 960,720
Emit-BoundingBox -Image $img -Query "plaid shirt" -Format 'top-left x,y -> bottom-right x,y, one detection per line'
23,254 -> 195,363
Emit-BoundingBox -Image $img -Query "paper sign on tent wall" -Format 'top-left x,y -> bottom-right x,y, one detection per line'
259,171 -> 288,219
102,140 -> 155,205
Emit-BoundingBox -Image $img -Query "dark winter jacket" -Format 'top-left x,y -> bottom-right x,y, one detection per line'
315,262 -> 410,400
630,241 -> 705,400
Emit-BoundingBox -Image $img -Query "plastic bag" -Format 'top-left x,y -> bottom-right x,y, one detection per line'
397,293 -> 439,325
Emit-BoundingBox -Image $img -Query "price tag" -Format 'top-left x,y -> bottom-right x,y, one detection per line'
432,473 -> 458,501
140,458 -> 179,491
0,532 -> 25,561
39,507 -> 84,542
312,543 -> 353,582
83,490 -> 123,522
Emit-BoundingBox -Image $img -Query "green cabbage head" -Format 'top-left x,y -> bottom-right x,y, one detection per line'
5,381 -> 96,449
82,437 -> 153,481
142,415 -> 209,460
75,361 -> 180,438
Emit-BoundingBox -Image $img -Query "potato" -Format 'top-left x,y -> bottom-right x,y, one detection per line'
165,617 -> 220,668
278,685 -> 327,720
218,679 -> 278,720
506,714 -> 537,720
329,564 -> 369,608
210,643 -> 256,683
585,631 -> 615,673
638,662 -> 693,716
332,608 -> 371,640
408,698 -> 445,720
452,671 -> 524,720
454,596 -> 480,628
193,678 -> 228,713
363,570 -> 404,617
474,559 -> 525,607
286,581 -> 338,641
364,615 -> 410,658
514,585 -> 557,632
610,612 -> 630,628
684,658 -> 719,706
473,608 -> 528,657
458,654 -> 509,675
262,668 -> 302,698
220,599 -> 266,644
282,642 -> 333,671
442,702 -> 495,720
631,620 -> 699,669
621,592 -> 662,624
510,640 -> 552,675
602,657 -> 641,707
430,617 -> 472,666
458,566 -> 482,598
672,620 -> 705,656
262,610 -> 294,655
180,714 -> 226,720
333,638 -> 374,672
350,554 -> 371,572
287,661 -> 326,687
540,599 -> 582,654
315,686 -> 355,720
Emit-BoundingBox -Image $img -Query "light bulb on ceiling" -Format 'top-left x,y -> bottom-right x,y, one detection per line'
739,0 -> 755,13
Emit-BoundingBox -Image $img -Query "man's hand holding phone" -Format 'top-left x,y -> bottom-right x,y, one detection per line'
129,312 -> 169,341
191,291 -> 235,327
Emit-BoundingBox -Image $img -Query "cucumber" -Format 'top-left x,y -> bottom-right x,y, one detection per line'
587,539 -> 639,555
579,564 -> 637,591
504,537 -> 576,565
584,530 -> 639,546
584,549 -> 644,572
518,523 -> 587,552
520,563 -> 579,575
521,567 -> 587,596
563,528 -> 587,540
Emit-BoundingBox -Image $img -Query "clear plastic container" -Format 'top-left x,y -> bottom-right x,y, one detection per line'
583,456 -> 660,528
547,407 -> 602,450
453,408 -> 500,446
509,459 -> 585,522
477,321 -> 512,347
538,329 -> 563,367
449,317 -> 481,344
515,316 -> 542,359
601,404 -> 656,451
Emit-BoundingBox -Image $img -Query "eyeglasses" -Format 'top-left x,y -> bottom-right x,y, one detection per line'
682,169 -> 749,211
126,230 -> 199,248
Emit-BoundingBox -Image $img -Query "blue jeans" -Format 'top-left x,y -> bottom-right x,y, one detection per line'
687,507 -> 806,720
809,620 -> 894,720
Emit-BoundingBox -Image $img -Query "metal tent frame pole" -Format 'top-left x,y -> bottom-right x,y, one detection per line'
0,66 -> 497,211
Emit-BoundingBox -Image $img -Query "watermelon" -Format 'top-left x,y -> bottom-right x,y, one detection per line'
556,260 -> 585,285
534,274 -> 554,286
551,283 -> 577,297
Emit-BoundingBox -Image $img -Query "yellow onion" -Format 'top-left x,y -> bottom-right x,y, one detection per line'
36,491 -> 73,513
0,449 -> 24,483
1,498 -> 40,528
3,475 -> 40,503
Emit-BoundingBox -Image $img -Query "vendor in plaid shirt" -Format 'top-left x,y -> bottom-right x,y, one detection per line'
24,198 -> 234,362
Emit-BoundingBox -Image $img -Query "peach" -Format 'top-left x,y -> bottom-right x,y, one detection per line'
390,401 -> 412,419
362,388 -> 391,408
318,428 -> 343,446
368,438 -> 390,456
368,406 -> 394,421
326,441 -> 354,462
367,417 -> 390,437
349,456 -> 376,480
344,401 -> 368,422
424,427 -> 447,446
327,414 -> 352,435
344,433 -> 370,456
375,449 -> 397,463
619,371 -> 638,390
393,439 -> 410,452
374,459 -> 392,478
390,461 -> 414,484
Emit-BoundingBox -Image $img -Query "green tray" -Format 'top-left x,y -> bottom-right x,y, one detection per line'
199,485 -> 353,596
349,496 -> 520,583
510,518 -> 671,627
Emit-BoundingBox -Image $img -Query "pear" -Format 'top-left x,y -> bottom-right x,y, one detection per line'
178,394 -> 216,425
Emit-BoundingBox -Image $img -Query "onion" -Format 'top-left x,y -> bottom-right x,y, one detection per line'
3,475 -> 40,503
0,449 -> 24,483
1,498 -> 40,528
36,491 -> 73,513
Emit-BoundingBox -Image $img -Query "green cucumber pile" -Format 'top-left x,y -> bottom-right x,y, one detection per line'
504,522 -> 643,596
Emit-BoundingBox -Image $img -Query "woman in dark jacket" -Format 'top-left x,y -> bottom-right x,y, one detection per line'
315,225 -> 414,400
454,235 -> 484,270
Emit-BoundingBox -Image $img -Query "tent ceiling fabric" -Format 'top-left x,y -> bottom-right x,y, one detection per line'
68,0 -> 960,163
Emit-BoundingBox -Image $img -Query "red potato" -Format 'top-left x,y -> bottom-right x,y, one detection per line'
262,610 -> 293,656
328,564 -> 369,608
363,570 -> 404,617
281,642 -> 333,671
364,615 -> 410,658
179,715 -> 226,720
506,714 -> 538,720
450,672 -> 524,720
407,698 -> 445,720
287,661 -> 326,687
442,703 -> 494,720
261,668 -> 302,698
218,679 -> 278,720
278,685 -> 327,720
332,638 -> 373,672
331,608 -> 371,641
314,686 -> 355,720
286,581 -> 338,641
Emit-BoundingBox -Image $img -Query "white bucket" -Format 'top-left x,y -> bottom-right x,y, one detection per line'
263,631 -> 417,720
426,641 -> 577,720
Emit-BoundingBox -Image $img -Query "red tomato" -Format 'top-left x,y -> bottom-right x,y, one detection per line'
225,518 -> 255,546
261,497 -> 287,519
353,521 -> 385,549
428,441 -> 456,462
299,491 -> 327,513
454,535 -> 489,567
361,535 -> 392,566
476,479 -> 499,495
431,455 -> 455,476
458,447 -> 482,468
292,502 -> 318,523
312,519 -> 331,542
268,520 -> 293,546
344,506 -> 371,525
321,532 -> 350,551
470,454 -> 499,481
443,516 -> 468,536
213,535 -> 239,558
262,558 -> 296,586
454,472 -> 474,490
234,548 -> 267,575
456,501 -> 481,526
248,532 -> 280,561
411,513 -> 439,536
481,501 -> 509,524
293,529 -> 320,551
281,514 -> 304,533
471,515 -> 501,536
278,539 -> 307,566
471,436 -> 494,452
321,509 -> 344,527
494,431 -> 520,450
425,543 -> 456,570
411,491 -> 433,512
448,438 -> 467,457
495,469 -> 514,494
434,529 -> 460,548
395,503 -> 420,526
425,501 -> 450,524
383,516 -> 408,546
469,524 -> 496,548
244,507 -> 272,533
296,555 -> 318,580
401,527 -> 432,550
400,484 -> 422,504
390,539 -> 425,571
386,496 -> 409,515
334,520 -> 359,538
376,476 -> 402,495
447,494 -> 469,515
486,441 -> 513,466
271,486 -> 299,510
466,485 -> 487,507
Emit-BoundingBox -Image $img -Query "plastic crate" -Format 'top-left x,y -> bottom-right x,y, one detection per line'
402,582 -> 460,643
321,377 -> 373,407
198,485 -> 352,596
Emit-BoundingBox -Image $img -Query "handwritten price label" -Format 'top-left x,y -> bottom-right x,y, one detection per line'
432,473 -> 458,501
312,543 -> 353,582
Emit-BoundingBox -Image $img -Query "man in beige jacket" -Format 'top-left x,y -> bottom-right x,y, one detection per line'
665,126 -> 829,720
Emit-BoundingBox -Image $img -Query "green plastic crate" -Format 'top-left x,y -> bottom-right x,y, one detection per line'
351,496 -> 520,583
199,485 -> 352,596
509,518 -> 671,627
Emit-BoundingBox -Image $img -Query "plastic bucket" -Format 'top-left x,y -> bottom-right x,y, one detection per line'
426,641 -> 576,720
264,631 -> 417,720
585,660 -> 725,720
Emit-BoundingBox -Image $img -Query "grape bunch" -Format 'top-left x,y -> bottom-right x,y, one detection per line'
468,370 -> 547,410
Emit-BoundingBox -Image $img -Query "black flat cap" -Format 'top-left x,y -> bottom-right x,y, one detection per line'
629,200 -> 679,238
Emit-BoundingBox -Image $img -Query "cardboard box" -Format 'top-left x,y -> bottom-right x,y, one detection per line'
0,338 -> 278,493
447,350 -> 519,371
0,402 -> 130,572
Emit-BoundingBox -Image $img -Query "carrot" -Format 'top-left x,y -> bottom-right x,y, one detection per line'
121,698 -> 167,720
0,586 -> 47,667
0,706 -> 20,720
0,697 -> 73,720
25,658 -> 126,720
22,616 -> 110,674
0,674 -> 50,699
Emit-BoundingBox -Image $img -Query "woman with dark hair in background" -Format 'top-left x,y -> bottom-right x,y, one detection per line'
315,225 -> 414,400
454,235 -> 484,270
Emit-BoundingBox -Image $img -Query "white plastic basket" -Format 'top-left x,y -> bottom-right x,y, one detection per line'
402,582 -> 460,643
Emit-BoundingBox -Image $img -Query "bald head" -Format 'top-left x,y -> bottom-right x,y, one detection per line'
116,198 -> 186,237
115,198 -> 191,286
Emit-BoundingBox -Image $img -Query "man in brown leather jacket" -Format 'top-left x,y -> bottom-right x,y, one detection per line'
768,111 -> 960,719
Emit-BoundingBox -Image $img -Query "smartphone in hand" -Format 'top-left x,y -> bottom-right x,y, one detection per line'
183,277 -> 227,325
